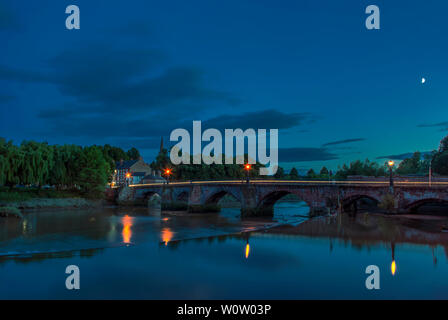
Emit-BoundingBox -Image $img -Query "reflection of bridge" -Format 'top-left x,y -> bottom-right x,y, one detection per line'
116,180 -> 448,217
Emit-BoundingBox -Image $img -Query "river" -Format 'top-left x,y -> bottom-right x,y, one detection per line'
0,201 -> 447,299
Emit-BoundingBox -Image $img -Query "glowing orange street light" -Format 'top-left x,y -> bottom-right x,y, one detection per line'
388,160 -> 395,167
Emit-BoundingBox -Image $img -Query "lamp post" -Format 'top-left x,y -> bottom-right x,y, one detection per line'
164,168 -> 171,184
388,160 -> 394,191
125,172 -> 131,186
429,161 -> 432,187
244,164 -> 251,183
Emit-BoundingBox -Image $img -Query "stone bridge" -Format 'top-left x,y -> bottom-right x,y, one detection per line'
116,180 -> 448,217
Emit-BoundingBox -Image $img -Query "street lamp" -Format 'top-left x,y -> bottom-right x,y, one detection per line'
244,164 -> 251,183
429,160 -> 432,187
164,168 -> 172,184
125,172 -> 131,186
388,160 -> 394,189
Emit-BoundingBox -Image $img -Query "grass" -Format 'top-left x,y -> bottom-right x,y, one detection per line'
0,187 -> 82,202
0,206 -> 23,218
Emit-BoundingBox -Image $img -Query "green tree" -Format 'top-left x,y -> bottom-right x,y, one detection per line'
432,135 -> 448,175
274,166 -> 285,179
126,147 -> 140,160
334,159 -> 385,180
76,146 -> 110,198
290,167 -> 299,179
306,168 -> 316,179
396,151 -> 423,175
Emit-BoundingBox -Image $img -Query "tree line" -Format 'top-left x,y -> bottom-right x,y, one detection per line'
2,134 -> 448,196
150,148 -> 268,180
0,138 -> 140,198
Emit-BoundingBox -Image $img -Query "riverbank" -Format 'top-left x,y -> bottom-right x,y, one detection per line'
0,198 -> 103,210
0,187 -> 104,210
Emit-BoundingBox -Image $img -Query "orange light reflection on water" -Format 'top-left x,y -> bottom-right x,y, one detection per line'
245,243 -> 250,259
122,215 -> 133,244
161,228 -> 173,246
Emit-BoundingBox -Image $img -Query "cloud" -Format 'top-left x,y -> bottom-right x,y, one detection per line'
376,151 -> 432,160
0,44 -> 239,114
1,43 -> 314,152
201,110 -> 313,130
322,138 -> 365,147
279,147 -> 338,162
417,122 -> 448,128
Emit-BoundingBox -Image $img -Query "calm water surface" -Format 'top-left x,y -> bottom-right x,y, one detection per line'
0,201 -> 447,299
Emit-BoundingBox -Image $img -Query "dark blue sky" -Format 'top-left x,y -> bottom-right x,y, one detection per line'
1,0 -> 447,171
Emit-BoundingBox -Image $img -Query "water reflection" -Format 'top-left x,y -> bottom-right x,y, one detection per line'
391,243 -> 396,276
121,215 -> 133,244
161,228 -> 173,246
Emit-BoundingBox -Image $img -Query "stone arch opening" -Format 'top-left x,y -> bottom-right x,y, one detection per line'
143,191 -> 161,201
407,198 -> 448,215
205,190 -> 241,215
143,191 -> 162,212
343,195 -> 379,213
258,191 -> 310,219
205,190 -> 240,205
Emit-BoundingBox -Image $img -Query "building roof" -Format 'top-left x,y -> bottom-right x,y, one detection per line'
132,172 -> 146,177
116,160 -> 138,170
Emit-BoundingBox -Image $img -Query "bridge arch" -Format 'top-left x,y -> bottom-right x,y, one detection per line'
342,194 -> 380,213
143,190 -> 161,200
142,191 -> 162,210
343,194 -> 380,205
406,198 -> 448,213
204,188 -> 242,205
257,190 -> 311,216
